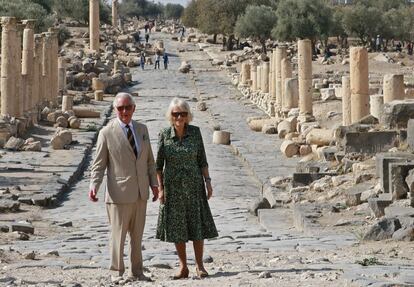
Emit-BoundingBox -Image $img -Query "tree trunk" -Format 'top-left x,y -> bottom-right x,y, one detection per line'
226,34 -> 234,51
260,38 -> 266,54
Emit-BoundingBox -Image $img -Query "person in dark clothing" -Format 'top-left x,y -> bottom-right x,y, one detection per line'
163,53 -> 169,70
145,33 -> 149,44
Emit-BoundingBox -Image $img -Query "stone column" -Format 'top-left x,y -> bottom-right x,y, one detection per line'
15,23 -> 24,117
383,74 -> 404,103
1,17 -> 18,117
241,62 -> 250,85
42,32 -> 53,104
89,0 -> 100,52
61,95 -> 73,112
350,47 -> 369,123
281,58 -> 292,110
298,39 -> 313,117
49,28 -> 59,104
341,76 -> 351,126
22,19 -> 36,112
275,46 -> 287,111
112,0 -> 118,28
284,78 -> 299,110
261,62 -> 270,93
58,57 -> 66,94
257,65 -> 262,91
270,48 -> 277,102
34,34 -> 43,109
251,62 -> 257,92
370,95 -> 384,119
269,50 -> 275,100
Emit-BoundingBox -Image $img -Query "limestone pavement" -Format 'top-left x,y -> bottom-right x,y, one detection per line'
0,32 -> 413,287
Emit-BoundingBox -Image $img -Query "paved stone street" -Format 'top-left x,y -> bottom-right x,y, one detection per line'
1,32 -> 414,287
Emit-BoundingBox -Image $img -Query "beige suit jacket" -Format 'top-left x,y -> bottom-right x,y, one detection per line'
90,118 -> 157,203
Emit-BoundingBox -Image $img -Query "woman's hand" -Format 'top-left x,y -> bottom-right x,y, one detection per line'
159,189 -> 165,204
206,181 -> 213,200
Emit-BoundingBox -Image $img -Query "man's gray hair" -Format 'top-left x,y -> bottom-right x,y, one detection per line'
113,92 -> 136,108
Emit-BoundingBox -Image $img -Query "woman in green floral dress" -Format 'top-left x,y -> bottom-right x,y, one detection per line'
156,97 -> 218,279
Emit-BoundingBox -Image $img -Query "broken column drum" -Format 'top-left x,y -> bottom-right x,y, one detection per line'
383,74 -> 404,103
284,78 -> 299,110
22,19 -> 36,112
370,94 -> 384,119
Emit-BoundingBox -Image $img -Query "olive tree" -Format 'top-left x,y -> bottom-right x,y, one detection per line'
235,5 -> 277,53
272,0 -> 332,49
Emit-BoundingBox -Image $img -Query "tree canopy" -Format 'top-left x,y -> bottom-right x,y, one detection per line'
235,5 -> 277,52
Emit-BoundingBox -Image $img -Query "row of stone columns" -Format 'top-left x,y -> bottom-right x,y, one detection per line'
241,42 -> 407,127
0,17 -> 62,119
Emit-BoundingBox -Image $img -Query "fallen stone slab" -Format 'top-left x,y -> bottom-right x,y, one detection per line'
363,217 -> 401,241
0,199 -> 20,212
344,131 -> 398,154
392,226 -> 414,241
381,100 -> 414,129
31,194 -> 54,207
4,137 -> 25,151
292,172 -> 337,187
73,107 -> 101,118
293,203 -> 323,234
11,222 -> 34,234
368,197 -> 392,218
0,225 -> 9,232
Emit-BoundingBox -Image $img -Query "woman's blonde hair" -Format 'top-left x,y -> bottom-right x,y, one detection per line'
166,97 -> 193,125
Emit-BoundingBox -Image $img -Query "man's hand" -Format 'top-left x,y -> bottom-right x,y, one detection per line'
158,189 -> 165,205
89,188 -> 98,202
151,186 -> 159,202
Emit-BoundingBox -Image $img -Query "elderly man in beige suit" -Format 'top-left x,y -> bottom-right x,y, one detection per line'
89,92 -> 159,282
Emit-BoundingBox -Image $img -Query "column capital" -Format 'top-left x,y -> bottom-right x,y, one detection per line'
1,17 -> 17,29
22,19 -> 36,29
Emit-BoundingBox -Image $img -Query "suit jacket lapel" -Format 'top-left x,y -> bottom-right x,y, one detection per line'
113,119 -> 135,156
132,121 -> 143,158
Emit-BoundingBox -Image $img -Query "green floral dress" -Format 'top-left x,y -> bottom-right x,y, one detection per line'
155,125 -> 218,243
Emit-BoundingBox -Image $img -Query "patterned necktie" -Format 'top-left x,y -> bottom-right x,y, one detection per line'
126,125 -> 137,158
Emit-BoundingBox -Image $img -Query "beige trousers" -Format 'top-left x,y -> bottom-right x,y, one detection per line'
106,198 -> 147,276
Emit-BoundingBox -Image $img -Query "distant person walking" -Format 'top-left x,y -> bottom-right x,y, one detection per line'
180,26 -> 185,37
140,52 -> 145,70
145,33 -> 149,44
163,53 -> 169,70
154,52 -> 161,69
